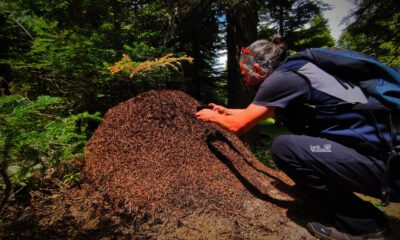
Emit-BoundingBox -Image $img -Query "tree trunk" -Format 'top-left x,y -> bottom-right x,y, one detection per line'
226,1 -> 261,147
192,39 -> 202,99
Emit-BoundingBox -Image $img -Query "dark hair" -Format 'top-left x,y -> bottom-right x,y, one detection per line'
245,34 -> 287,71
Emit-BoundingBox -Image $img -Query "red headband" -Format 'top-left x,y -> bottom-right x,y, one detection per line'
241,47 -> 254,56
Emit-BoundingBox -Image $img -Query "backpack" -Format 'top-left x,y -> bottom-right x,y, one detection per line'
289,48 -> 400,110
285,48 -> 400,206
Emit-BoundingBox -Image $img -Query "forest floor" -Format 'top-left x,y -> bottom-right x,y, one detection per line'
1,90 -> 399,240
2,181 -> 399,240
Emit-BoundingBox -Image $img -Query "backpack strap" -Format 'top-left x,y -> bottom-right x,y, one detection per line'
365,109 -> 399,206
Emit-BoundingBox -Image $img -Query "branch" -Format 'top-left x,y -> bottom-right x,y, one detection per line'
388,45 -> 400,65
11,17 -> 35,41
109,54 -> 193,78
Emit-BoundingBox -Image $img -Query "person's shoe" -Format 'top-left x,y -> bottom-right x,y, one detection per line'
306,222 -> 390,240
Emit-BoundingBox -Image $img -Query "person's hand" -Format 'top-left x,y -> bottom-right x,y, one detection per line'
196,109 -> 218,122
208,103 -> 226,115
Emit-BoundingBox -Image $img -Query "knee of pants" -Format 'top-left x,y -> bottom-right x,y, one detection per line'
270,135 -> 317,185
270,134 -> 298,167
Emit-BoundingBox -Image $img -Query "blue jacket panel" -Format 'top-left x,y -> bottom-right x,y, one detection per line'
276,59 -> 399,157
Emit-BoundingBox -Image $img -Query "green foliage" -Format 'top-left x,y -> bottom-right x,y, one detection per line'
123,42 -> 161,60
0,94 -> 101,189
56,171 -> 81,189
0,10 -> 118,111
259,118 -> 276,126
251,137 -> 276,168
29,19 -> 113,78
293,15 -> 335,50
258,0 -> 332,51
338,29 -> 400,67
1,0 -> 220,112
253,123 -> 291,168
338,0 -> 400,67
338,30 -> 367,52
15,18 -> 116,110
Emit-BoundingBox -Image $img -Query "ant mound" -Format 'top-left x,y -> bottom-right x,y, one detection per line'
84,90 -> 313,239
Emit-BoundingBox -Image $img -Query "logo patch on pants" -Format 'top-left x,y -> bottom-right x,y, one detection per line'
309,144 -> 332,153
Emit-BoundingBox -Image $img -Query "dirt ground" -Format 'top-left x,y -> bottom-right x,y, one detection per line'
1,90 -> 399,240
1,181 -> 399,240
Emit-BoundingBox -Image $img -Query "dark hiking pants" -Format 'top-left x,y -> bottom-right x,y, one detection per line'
270,134 -> 400,235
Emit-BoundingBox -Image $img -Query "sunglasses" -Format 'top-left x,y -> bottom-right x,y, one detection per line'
241,47 -> 275,71
241,47 -> 254,56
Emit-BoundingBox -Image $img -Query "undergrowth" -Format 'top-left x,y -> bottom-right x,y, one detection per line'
252,119 -> 290,169
252,137 -> 276,169
0,94 -> 102,210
